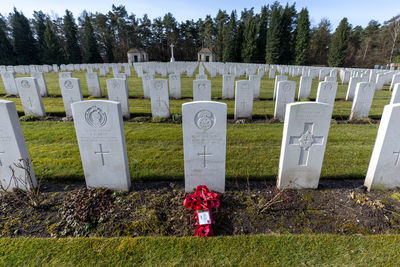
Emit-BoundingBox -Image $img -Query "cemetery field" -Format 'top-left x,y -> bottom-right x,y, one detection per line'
21,121 -> 378,181
2,235 -> 400,266
0,71 -> 393,120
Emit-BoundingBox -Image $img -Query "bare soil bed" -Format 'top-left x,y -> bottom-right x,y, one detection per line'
2,179 -> 400,238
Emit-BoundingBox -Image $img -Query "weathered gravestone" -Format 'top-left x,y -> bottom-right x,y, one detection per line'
169,74 -> 181,99
390,84 -> 400,104
150,79 -> 170,118
249,75 -> 261,99
0,72 -> 18,95
234,80 -> 253,119
86,72 -> 102,97
277,102 -> 333,189
345,77 -> 362,101
324,76 -> 337,82
273,75 -> 288,100
316,81 -> 338,106
71,100 -> 131,191
59,72 -> 72,79
222,74 -> 235,99
193,80 -> 211,101
182,101 -> 227,193
15,78 -> 46,117
196,74 -> 208,80
298,76 -> 312,100
0,100 -> 37,191
142,74 -> 154,98
106,78 -> 130,118
30,72 -> 48,96
59,78 -> 83,116
390,74 -> 400,91
274,81 -> 296,121
365,103 -> 400,190
349,82 -> 375,120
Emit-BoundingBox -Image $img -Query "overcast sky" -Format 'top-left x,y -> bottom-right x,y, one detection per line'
2,0 -> 400,29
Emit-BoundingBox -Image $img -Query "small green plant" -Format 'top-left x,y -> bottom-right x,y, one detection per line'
151,116 -> 167,123
20,115 -> 37,122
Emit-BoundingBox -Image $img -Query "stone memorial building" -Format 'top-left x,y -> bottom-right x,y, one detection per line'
197,48 -> 216,62
127,48 -> 148,63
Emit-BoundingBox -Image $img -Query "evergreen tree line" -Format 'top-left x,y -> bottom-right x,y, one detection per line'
0,3 -> 399,67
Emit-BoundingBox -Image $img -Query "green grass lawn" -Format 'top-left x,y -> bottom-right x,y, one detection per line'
22,121 -> 377,182
1,235 -> 400,266
0,70 -> 392,119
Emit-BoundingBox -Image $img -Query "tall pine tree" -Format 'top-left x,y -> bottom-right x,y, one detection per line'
83,14 -> 103,63
63,10 -> 82,63
33,11 -> 46,63
10,8 -> 39,64
295,8 -> 311,65
256,5 -> 269,63
222,11 -> 236,62
265,2 -> 282,64
42,19 -> 65,64
215,10 -> 228,62
235,21 -> 244,62
0,17 -> 16,65
328,17 -> 351,67
279,3 -> 296,64
242,14 -> 257,62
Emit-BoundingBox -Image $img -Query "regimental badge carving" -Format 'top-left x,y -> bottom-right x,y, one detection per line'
325,83 -> 332,90
198,83 -> 206,90
171,75 -> 176,80
194,110 -> 215,130
21,80 -> 30,89
283,84 -> 291,92
85,106 -> 107,128
64,80 -> 73,89
155,81 -> 163,90
239,83 -> 248,90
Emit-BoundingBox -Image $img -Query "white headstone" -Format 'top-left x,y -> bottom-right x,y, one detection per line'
59,72 -> 72,79
196,74 -> 208,80
150,79 -> 170,118
142,74 -> 154,99
86,72 -> 102,97
316,81 -> 338,106
169,74 -> 181,99
15,78 -> 46,117
71,100 -> 131,191
298,76 -> 312,100
234,80 -> 253,119
1,72 -> 18,95
390,84 -> 400,104
349,82 -> 375,120
273,75 -> 288,100
249,75 -> 261,99
182,101 -> 227,193
365,103 -> 400,190
222,74 -> 235,99
0,100 -> 37,191
106,78 -> 130,118
390,74 -> 400,91
277,102 -> 333,189
324,76 -> 337,82
30,72 -> 48,97
60,78 -> 83,116
345,77 -> 362,101
193,80 -> 211,101
274,81 -> 296,121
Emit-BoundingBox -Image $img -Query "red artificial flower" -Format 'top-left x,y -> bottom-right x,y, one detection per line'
184,185 -> 220,237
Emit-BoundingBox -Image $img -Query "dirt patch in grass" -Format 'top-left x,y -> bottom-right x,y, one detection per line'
1,179 -> 399,238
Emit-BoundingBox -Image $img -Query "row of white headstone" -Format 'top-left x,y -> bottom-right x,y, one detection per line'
2,96 -> 400,193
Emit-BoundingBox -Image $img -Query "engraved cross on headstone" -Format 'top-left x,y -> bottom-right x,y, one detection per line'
27,97 -> 33,107
394,150 -> 400,166
289,122 -> 324,166
94,144 -> 110,166
197,145 -> 212,168
156,96 -> 163,107
240,100 -> 247,110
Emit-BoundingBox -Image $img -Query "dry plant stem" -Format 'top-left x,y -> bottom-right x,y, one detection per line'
259,180 -> 294,213
0,158 -> 41,208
